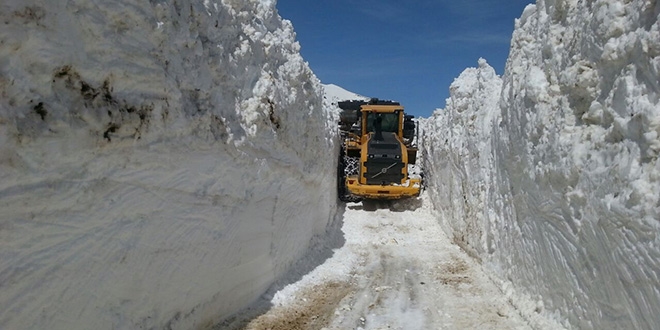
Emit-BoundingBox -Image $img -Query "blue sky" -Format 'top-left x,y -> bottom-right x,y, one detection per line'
276,0 -> 534,118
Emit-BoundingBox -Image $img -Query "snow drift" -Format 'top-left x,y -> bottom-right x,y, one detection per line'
0,1 -> 337,329
422,0 -> 660,328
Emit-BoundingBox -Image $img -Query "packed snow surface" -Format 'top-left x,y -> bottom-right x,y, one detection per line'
0,0 -> 338,329
220,195 -> 563,330
422,0 -> 660,329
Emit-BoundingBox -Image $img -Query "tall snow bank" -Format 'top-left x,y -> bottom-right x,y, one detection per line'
0,1 -> 337,329
422,0 -> 660,328
421,58 -> 503,259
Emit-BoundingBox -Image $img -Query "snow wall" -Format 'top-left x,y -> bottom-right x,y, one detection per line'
421,0 -> 660,329
0,1 -> 338,329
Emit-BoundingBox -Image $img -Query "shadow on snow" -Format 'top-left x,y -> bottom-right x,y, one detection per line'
214,205 -> 347,330
347,197 -> 423,212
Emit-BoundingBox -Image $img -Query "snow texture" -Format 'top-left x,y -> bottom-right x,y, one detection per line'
421,1 -> 660,329
0,1 -> 338,329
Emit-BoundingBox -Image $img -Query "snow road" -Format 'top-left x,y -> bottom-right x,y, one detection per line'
225,195 -> 535,330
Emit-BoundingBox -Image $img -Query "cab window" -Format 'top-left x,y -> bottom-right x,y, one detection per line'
366,112 -> 399,133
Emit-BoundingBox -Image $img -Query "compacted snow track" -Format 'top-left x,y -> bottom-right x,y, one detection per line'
230,195 -> 534,330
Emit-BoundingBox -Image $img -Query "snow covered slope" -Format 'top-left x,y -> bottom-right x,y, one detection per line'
321,83 -> 369,120
422,0 -> 660,328
0,1 -> 338,329
323,83 -> 368,105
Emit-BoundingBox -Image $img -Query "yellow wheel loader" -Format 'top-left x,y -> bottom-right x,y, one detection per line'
337,99 -> 422,202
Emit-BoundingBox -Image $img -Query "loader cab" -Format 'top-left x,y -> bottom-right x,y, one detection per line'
360,105 -> 404,142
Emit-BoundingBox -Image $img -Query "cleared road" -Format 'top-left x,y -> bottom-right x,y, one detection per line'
230,194 -> 536,330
